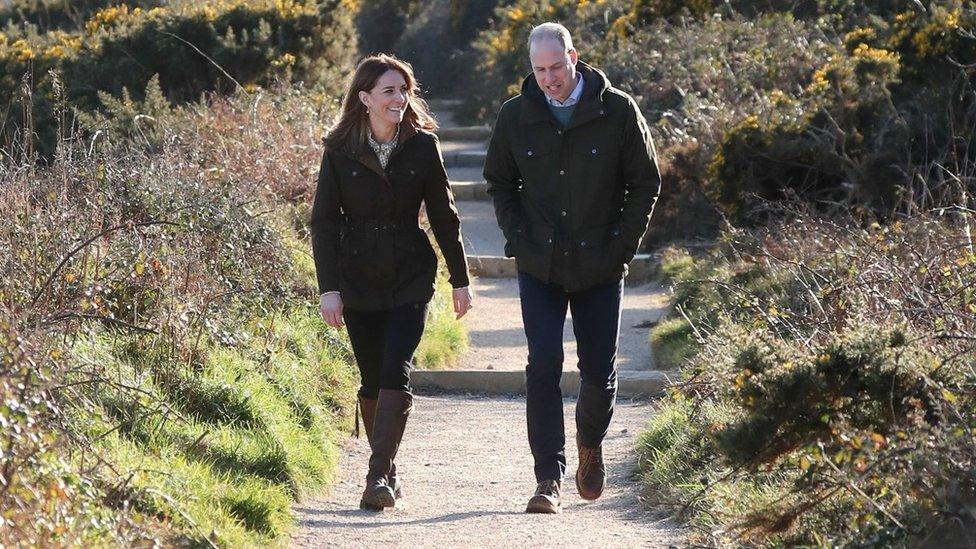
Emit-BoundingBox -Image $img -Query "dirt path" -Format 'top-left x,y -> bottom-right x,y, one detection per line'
292,394 -> 683,548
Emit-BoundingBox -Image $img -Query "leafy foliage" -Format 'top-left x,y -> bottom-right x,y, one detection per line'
641,209 -> 976,546
1,0 -> 357,156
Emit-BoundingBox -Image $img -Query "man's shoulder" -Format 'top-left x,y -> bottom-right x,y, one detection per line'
602,86 -> 640,113
498,94 -> 524,118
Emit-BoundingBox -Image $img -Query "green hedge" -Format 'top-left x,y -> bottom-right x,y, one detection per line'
1,0 -> 357,156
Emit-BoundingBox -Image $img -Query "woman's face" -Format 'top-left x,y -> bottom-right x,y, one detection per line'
359,69 -> 409,129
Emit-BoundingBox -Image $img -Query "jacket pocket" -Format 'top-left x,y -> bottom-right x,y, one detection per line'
576,223 -> 625,288
340,230 -> 387,288
513,222 -> 554,278
512,139 -> 555,190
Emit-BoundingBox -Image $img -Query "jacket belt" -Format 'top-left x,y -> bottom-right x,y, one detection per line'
341,214 -> 419,232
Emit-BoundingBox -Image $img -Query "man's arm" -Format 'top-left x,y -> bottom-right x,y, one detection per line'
483,105 -> 523,257
617,98 -> 661,263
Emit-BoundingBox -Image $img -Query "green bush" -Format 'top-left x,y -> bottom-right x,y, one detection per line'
638,211 -> 976,546
0,0 -> 163,33
1,0 -> 357,156
707,2 -> 976,222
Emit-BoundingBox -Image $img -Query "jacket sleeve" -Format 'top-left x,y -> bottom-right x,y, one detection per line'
617,98 -> 661,263
424,136 -> 471,289
309,149 -> 342,294
483,105 -> 522,258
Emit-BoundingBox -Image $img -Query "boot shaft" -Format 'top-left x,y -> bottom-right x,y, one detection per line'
366,389 -> 413,482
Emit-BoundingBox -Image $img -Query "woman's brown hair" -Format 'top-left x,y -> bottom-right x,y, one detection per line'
323,54 -> 437,153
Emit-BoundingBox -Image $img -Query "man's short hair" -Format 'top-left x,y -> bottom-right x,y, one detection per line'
527,22 -> 574,52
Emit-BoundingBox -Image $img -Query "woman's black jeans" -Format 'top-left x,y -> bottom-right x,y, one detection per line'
343,302 -> 429,399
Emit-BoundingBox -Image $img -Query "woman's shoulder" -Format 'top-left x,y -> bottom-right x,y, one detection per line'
414,127 -> 439,145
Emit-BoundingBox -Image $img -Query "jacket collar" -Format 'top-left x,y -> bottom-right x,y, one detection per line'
519,60 -> 611,130
350,122 -> 419,178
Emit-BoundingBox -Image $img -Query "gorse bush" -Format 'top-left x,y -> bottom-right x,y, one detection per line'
1,0 -> 357,156
641,207 -> 976,546
0,0 -> 163,32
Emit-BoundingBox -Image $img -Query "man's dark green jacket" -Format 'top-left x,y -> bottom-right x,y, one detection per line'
483,61 -> 661,292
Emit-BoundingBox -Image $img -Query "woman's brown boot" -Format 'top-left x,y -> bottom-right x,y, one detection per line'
359,395 -> 403,499
359,389 -> 412,511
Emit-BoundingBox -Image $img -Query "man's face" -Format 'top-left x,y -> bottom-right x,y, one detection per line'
529,39 -> 578,103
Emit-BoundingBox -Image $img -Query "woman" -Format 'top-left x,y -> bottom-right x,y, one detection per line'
309,54 -> 472,511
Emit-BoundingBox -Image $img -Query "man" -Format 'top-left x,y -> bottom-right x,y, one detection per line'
483,22 -> 661,514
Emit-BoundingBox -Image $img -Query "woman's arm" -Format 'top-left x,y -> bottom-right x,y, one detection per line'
309,149 -> 344,327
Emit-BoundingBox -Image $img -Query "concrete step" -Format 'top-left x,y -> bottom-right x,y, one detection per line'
440,140 -> 487,169
444,150 -> 487,168
451,181 -> 490,200
469,255 -> 514,278
468,254 -> 661,281
446,165 -> 483,181
450,181 -> 489,200
412,369 -> 676,398
438,126 -> 491,141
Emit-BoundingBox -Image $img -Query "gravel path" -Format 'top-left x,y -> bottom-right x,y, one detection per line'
291,394 -> 683,548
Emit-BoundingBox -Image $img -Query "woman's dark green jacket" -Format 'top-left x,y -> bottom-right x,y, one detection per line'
309,124 -> 470,311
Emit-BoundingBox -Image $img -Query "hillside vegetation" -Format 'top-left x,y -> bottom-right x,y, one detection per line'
0,1 -> 467,546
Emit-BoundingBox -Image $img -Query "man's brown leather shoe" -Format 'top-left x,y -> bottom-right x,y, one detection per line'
525,479 -> 561,514
576,437 -> 606,500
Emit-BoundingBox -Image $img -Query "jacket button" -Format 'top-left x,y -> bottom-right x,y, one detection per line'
613,229 -> 620,236
580,241 -> 587,247
547,238 -> 553,244
557,130 -> 563,135
563,251 -> 569,256
527,150 -> 533,156
410,169 -> 415,175
561,210 -> 567,216
559,170 -> 565,175
599,110 -> 605,115
591,148 -> 597,154
352,170 -> 358,176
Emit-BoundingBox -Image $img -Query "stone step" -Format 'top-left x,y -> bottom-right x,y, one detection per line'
468,254 -> 661,281
444,149 -> 487,168
450,181 -> 489,200
446,165 -> 483,181
412,369 -> 676,398
438,126 -> 491,141
468,255 -> 513,278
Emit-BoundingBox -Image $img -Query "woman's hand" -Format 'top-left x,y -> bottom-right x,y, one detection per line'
319,292 -> 344,329
452,286 -> 473,319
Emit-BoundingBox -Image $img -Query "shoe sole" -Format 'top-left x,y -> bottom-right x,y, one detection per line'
525,498 -> 561,514
575,474 -> 605,501
360,490 -> 396,511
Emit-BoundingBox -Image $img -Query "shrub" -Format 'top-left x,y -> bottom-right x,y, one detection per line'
707,1 -> 976,222
1,0 -> 357,156
639,209 -> 976,546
